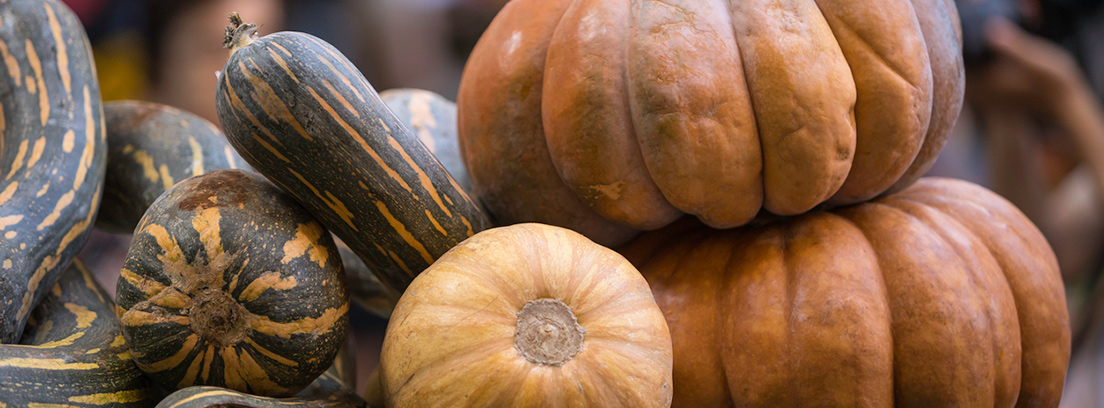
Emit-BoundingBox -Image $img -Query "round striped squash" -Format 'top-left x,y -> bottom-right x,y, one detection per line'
0,0 -> 106,343
98,100 -> 249,233
0,260 -> 160,406
621,178 -> 1069,407
380,223 -> 672,407
116,169 -> 349,396
215,14 -> 490,294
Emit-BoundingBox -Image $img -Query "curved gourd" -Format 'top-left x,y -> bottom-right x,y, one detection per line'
0,0 -> 106,343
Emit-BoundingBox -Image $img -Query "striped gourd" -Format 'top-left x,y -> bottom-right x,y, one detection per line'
157,369 -> 369,408
215,14 -> 490,294
98,100 -> 249,233
0,0 -> 106,343
156,341 -> 368,408
116,169 -> 349,396
0,260 -> 160,405
338,244 -> 398,318
380,88 -> 472,192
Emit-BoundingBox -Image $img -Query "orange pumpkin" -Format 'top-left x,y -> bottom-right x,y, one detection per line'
380,223 -> 672,407
620,178 -> 1069,407
458,0 -> 964,245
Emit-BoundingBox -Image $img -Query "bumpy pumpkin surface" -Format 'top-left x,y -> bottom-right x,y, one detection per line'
620,178 -> 1069,407
216,16 -> 490,294
381,223 -> 672,407
0,0 -> 106,343
116,170 -> 349,397
0,260 -> 160,405
458,0 -> 964,245
98,100 -> 249,233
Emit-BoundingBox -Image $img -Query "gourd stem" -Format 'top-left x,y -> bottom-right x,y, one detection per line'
513,298 -> 585,366
223,12 -> 257,54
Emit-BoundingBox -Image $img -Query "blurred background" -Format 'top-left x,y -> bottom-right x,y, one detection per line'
60,0 -> 1104,405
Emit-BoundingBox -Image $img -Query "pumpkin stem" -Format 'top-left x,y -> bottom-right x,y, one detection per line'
190,288 -> 251,347
513,298 -> 585,366
223,12 -> 257,54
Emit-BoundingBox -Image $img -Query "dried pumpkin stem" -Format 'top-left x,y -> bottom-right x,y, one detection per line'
513,298 -> 585,366
190,288 -> 251,347
223,12 -> 257,54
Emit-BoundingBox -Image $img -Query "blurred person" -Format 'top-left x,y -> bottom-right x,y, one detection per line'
146,0 -> 285,123
954,2 -> 1104,405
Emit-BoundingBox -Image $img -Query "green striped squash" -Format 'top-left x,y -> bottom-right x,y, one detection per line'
116,169 -> 349,397
0,260 -> 160,405
98,100 -> 250,233
157,340 -> 369,408
380,88 -> 471,192
215,14 -> 490,294
0,0 -> 106,343
157,368 -> 369,408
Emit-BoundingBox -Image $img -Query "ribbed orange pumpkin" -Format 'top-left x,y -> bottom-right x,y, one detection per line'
620,178 -> 1069,407
458,0 -> 964,245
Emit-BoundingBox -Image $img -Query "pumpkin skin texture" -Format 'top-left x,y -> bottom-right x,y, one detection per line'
98,100 -> 250,233
0,0 -> 106,343
0,260 -> 160,406
116,169 -> 349,397
380,88 -> 472,192
457,0 -> 964,244
380,223 -> 673,408
216,17 -> 490,294
620,178 -> 1070,408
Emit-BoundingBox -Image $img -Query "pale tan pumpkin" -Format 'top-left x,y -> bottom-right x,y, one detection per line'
380,223 -> 673,407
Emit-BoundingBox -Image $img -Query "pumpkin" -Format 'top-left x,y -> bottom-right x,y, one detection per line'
457,0 -> 964,245
380,223 -> 673,407
115,169 -> 349,396
98,100 -> 250,233
0,0 -> 106,343
157,343 -> 369,408
620,178 -> 1070,407
0,260 -> 160,405
380,88 -> 472,192
215,14 -> 490,294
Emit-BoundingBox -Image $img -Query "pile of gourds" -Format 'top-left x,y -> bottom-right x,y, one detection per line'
0,0 -> 1071,407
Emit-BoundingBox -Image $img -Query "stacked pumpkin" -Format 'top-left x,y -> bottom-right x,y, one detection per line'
0,0 -> 1072,407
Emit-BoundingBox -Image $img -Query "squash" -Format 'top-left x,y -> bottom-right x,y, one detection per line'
115,169 -> 349,396
0,0 -> 106,343
380,88 -> 472,192
215,14 -> 490,294
620,178 -> 1070,407
339,244 -> 398,318
380,223 -> 673,407
98,100 -> 249,233
157,342 -> 369,408
0,260 -> 160,405
457,0 -> 964,245
338,88 -> 470,317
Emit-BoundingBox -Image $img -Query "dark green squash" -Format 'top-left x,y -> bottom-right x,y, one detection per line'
0,260 -> 160,405
98,100 -> 250,233
116,169 -> 349,397
157,368 -> 370,408
379,88 -> 471,192
156,339 -> 370,408
0,0 -> 106,343
215,14 -> 490,294
338,244 -> 398,318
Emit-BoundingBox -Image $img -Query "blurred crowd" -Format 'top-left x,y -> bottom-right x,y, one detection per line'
60,0 -> 1104,405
